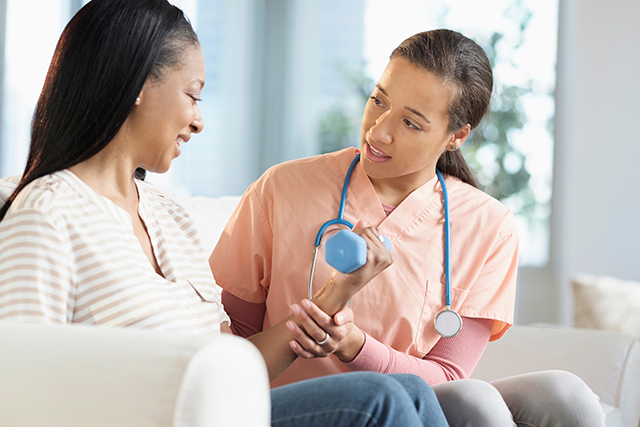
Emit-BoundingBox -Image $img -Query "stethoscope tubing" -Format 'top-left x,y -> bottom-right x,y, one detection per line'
436,169 -> 451,308
308,154 -> 457,337
313,155 -> 360,247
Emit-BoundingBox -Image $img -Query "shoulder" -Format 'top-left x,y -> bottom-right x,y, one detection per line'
136,179 -> 201,236
252,148 -> 358,195
9,172 -> 75,216
1,173 -> 78,244
136,179 -> 187,214
446,176 -> 517,237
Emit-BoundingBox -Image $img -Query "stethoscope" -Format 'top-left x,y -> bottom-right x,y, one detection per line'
307,154 -> 463,338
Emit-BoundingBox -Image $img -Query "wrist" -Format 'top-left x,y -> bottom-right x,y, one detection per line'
312,274 -> 356,315
335,326 -> 365,362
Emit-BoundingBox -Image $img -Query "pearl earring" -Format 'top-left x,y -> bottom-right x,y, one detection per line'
135,97 -> 141,104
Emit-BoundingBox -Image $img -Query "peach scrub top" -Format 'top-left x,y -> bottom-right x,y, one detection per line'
211,147 -> 518,387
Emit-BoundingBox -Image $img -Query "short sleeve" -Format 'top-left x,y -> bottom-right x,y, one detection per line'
0,207 -> 75,323
209,186 -> 273,304
460,212 -> 519,341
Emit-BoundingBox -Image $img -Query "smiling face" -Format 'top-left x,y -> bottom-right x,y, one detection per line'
360,57 -> 468,200
127,45 -> 205,174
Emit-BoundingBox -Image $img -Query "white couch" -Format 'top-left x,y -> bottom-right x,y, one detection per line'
1,175 -> 640,427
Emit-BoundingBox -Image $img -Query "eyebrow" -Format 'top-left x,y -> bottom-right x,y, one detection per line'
375,84 -> 430,124
406,107 -> 430,124
376,84 -> 388,96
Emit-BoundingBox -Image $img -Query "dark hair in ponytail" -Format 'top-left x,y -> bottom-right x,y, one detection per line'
0,0 -> 198,221
390,29 -> 493,188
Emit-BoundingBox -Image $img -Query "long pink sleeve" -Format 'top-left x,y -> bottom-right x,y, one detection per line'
344,317 -> 493,385
221,289 -> 265,338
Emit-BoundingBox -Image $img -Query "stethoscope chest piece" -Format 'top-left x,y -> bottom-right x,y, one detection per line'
434,308 -> 462,338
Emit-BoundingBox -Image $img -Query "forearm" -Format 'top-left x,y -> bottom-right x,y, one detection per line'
240,274 -> 367,382
311,273 -> 358,315
246,280 -> 362,381
345,317 -> 494,385
345,334 -> 451,384
246,315 -> 301,382
224,237 -> 390,382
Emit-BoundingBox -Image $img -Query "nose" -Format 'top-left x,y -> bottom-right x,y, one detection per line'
190,105 -> 204,134
369,111 -> 392,145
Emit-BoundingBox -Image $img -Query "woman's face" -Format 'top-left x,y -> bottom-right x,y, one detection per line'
360,57 -> 463,194
128,45 -> 205,174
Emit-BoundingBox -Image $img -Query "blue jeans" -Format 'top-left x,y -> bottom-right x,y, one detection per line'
271,372 -> 449,427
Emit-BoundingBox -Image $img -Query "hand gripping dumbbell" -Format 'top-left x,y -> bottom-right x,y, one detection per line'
324,229 -> 392,274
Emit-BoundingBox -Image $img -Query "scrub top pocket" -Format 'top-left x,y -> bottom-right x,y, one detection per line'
415,279 -> 469,355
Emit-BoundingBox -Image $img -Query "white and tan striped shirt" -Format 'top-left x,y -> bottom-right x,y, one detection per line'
0,170 -> 229,333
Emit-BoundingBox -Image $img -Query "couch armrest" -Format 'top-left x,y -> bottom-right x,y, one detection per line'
0,323 -> 270,427
472,325 -> 640,427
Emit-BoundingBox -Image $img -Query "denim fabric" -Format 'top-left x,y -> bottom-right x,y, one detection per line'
271,372 -> 449,427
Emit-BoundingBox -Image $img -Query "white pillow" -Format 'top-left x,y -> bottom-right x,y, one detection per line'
176,195 -> 241,255
573,273 -> 640,338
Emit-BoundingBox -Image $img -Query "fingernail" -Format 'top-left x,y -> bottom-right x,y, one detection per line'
301,299 -> 311,309
286,321 -> 295,331
291,304 -> 301,315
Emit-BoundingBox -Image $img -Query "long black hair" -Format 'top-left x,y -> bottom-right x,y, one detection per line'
0,0 -> 199,221
391,29 -> 494,188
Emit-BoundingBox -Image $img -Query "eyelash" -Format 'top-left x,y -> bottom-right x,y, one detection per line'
371,95 -> 421,131
188,94 -> 202,102
370,96 -> 384,108
404,119 -> 420,131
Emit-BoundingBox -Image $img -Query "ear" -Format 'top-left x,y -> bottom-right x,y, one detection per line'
447,124 -> 471,151
135,86 -> 147,106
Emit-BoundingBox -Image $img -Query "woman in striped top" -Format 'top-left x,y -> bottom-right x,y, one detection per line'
0,0 -> 448,426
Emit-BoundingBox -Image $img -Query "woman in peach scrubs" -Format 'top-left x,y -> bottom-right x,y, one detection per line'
211,30 -> 605,426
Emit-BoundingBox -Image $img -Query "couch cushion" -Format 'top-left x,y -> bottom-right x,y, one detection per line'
573,273 -> 640,338
176,195 -> 241,255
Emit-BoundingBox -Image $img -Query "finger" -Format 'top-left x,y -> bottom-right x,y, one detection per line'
354,226 -> 385,250
300,302 -> 354,345
286,320 -> 331,356
355,228 -> 394,268
300,299 -> 335,328
290,303 -> 331,344
299,300 -> 354,343
333,306 -> 354,326
289,340 -> 317,359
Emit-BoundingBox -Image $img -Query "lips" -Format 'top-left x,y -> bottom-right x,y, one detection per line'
176,135 -> 190,148
365,141 -> 391,163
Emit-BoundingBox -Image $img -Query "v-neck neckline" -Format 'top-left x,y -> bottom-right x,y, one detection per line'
338,150 -> 446,240
59,170 -> 167,279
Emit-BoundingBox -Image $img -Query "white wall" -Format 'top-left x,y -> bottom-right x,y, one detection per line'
548,0 -> 640,325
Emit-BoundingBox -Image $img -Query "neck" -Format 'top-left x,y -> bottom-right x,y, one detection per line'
367,169 -> 437,207
68,141 -> 139,211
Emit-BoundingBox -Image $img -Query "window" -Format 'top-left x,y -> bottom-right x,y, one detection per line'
0,0 -> 557,266
360,0 -> 558,266
0,0 -> 69,177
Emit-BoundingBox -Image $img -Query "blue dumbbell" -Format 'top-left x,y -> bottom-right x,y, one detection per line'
324,229 -> 392,274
